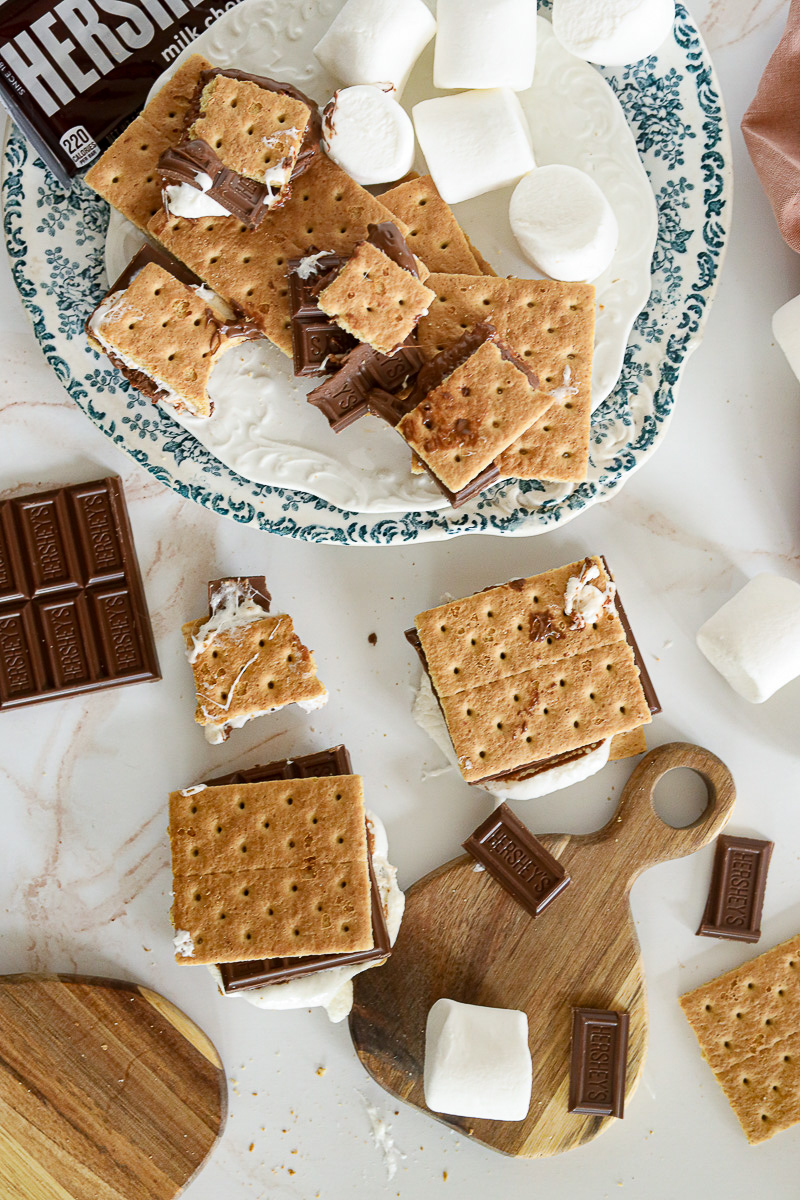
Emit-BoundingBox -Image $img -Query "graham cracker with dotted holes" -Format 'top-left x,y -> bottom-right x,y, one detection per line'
418,275 -> 595,481
397,338 -> 545,493
379,174 -> 491,275
190,75 -> 310,183
680,932 -> 800,1143
182,612 -> 326,736
148,150 -> 410,355
85,53 -> 213,232
87,262 -> 242,419
414,557 -> 652,783
316,240 -> 435,355
169,776 -> 372,963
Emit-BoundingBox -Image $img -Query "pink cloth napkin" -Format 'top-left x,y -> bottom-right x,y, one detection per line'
742,0 -> 800,253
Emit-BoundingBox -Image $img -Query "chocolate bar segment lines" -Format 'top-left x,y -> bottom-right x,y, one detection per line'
697,835 -> 773,944
307,341 -> 424,431
0,477 -> 159,709
569,1008 -> 629,1119
463,803 -> 570,918
288,253 -> 358,377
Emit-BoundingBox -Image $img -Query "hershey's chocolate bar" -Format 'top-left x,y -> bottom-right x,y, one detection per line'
0,0 -> 245,186
569,1008 -> 629,1119
462,803 -> 570,918
288,253 -> 357,378
207,745 -> 354,786
697,834 -> 773,944
307,341 -> 424,432
207,576 -> 271,613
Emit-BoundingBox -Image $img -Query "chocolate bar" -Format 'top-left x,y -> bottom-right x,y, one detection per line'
366,221 -> 421,277
307,341 -> 424,432
207,576 -> 271,612
288,253 -> 357,377
207,746 -> 392,993
569,1008 -> 629,1119
697,834 -> 773,944
158,67 -> 321,227
0,476 -> 159,708
0,0 -> 245,186
462,804 -> 570,918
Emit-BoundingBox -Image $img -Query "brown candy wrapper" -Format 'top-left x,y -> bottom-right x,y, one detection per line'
741,0 -> 800,254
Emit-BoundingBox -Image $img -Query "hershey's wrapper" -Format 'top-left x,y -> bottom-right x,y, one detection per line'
0,0 -> 245,186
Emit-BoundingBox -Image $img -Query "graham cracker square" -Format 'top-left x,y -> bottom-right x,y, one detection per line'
609,726 -> 647,760
680,933 -> 800,1143
169,775 -> 372,963
148,152 -> 409,355
317,241 -> 435,355
85,54 -> 211,232
379,174 -> 485,275
396,337 -> 543,493
189,74 -> 310,186
182,610 -> 326,740
417,275 -> 595,481
414,557 -> 652,783
86,262 -> 244,418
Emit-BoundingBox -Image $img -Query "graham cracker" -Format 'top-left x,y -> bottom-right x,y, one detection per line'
169,775 -> 372,963
316,241 -> 435,355
85,53 -> 211,232
190,74 -> 310,185
87,262 -> 243,419
379,174 -> 483,275
609,726 -> 647,760
182,611 -> 326,736
414,558 -> 652,784
418,275 -> 595,481
397,338 -> 543,493
438,639 -> 651,783
148,151 -> 409,355
465,234 -> 497,276
680,933 -> 800,1143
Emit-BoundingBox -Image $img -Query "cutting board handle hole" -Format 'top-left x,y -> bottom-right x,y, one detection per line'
651,767 -> 711,829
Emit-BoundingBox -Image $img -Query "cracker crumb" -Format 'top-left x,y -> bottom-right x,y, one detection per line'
316,1066 -> 327,1076
368,632 -> 378,645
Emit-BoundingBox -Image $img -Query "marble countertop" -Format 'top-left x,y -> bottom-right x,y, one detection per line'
2,2 -> 800,1196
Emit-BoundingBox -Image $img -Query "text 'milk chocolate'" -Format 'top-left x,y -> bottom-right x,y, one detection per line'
462,803 -> 570,918
569,1008 -> 629,1119
697,834 -> 773,944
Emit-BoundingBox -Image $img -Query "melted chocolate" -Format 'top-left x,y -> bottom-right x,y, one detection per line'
367,222 -> 420,277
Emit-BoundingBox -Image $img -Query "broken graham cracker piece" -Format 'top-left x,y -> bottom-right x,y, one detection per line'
169,774 -> 373,964
680,933 -> 800,1143
411,556 -> 655,785
85,53 -> 212,233
418,274 -> 595,481
86,253 -> 259,419
183,578 -> 326,744
609,726 -> 647,760
379,174 -> 485,275
316,238 -> 435,355
148,151 -> 409,355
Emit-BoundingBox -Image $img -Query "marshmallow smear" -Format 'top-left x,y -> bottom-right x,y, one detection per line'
433,0 -> 538,92
510,164 -> 618,282
413,89 -> 535,205
322,86 -> 415,186
424,998 -> 533,1120
772,293 -> 800,385
697,574 -> 800,704
552,0 -> 675,66
313,0 -> 436,96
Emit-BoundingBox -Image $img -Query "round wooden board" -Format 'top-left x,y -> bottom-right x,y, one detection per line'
0,974 -> 227,1200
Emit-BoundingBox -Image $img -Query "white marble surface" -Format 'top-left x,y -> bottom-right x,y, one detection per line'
1,2 -> 800,1195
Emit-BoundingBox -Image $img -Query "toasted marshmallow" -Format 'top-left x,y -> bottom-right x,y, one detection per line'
413,88 -> 535,205
552,0 -> 675,66
510,164 -> 618,282
433,0 -> 537,92
313,0 -> 436,96
322,86 -> 415,186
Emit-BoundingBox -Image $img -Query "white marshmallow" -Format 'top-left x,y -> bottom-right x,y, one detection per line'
424,998 -> 532,1120
322,86 -> 415,186
696,574 -> 800,704
413,89 -> 535,206
313,0 -> 436,96
772,293 -> 800,385
552,0 -> 675,66
510,164 -> 618,282
433,0 -> 537,92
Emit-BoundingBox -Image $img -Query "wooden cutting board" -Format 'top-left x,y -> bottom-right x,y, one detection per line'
0,974 -> 226,1200
350,742 -> 736,1157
